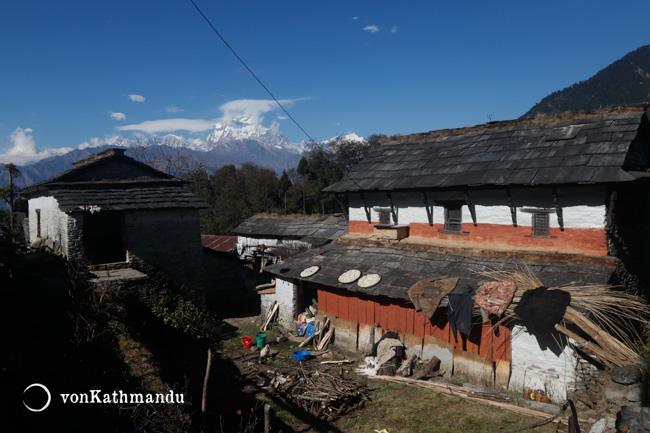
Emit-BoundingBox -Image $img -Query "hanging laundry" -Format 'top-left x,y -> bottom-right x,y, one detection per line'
447,291 -> 474,343
475,281 -> 517,319
407,276 -> 459,319
514,286 -> 571,337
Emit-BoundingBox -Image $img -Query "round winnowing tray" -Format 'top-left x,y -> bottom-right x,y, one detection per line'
338,269 -> 362,284
300,266 -> 320,278
358,273 -> 381,288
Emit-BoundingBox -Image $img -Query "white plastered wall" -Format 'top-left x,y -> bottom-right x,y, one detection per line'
28,196 -> 74,254
508,325 -> 577,402
348,187 -> 607,229
275,278 -> 299,329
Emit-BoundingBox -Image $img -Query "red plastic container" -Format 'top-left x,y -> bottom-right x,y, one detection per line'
242,336 -> 254,348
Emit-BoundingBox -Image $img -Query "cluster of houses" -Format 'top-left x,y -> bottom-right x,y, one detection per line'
21,104 -> 650,405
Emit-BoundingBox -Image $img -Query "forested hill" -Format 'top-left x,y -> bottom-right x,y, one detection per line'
522,44 -> 650,119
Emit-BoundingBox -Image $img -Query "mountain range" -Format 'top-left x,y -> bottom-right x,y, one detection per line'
11,118 -> 365,188
10,43 -> 650,187
522,44 -> 650,118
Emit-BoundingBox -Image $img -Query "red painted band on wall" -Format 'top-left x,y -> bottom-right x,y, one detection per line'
349,220 -> 608,256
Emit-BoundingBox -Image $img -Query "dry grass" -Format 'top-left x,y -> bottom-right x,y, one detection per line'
387,103 -> 649,144
476,266 -> 650,367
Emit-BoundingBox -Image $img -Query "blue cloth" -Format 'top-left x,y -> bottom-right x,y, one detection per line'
447,292 -> 474,343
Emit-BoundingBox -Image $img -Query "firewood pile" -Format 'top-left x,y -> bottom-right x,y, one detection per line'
280,369 -> 369,421
236,354 -> 369,421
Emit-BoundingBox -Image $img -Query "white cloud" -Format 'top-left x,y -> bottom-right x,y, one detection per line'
277,115 -> 288,120
77,135 -> 122,150
165,105 -> 184,114
128,94 -> 146,103
117,98 -> 306,135
110,111 -> 126,121
363,25 -> 380,33
391,26 -> 398,34
219,98 -> 301,125
352,16 -> 358,20
0,128 -> 72,165
117,118 -> 217,134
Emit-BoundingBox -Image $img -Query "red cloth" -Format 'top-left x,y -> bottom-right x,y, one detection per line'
475,281 -> 516,317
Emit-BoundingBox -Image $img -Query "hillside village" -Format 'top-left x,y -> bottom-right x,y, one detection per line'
4,31 -> 650,433
2,101 -> 650,433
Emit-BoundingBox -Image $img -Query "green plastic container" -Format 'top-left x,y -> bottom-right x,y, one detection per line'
256,334 -> 267,347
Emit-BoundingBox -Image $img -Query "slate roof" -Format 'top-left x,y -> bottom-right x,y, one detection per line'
324,105 -> 650,193
21,148 -> 209,211
233,214 -> 348,246
45,182 -> 209,212
263,242 -> 615,302
201,235 -> 238,253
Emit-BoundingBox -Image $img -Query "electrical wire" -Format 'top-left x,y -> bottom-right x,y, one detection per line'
187,0 -> 318,146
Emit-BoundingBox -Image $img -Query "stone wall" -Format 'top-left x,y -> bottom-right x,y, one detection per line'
573,358 -> 605,406
123,209 -> 205,292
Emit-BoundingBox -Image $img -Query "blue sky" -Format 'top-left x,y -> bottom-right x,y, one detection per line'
1,1 -> 649,165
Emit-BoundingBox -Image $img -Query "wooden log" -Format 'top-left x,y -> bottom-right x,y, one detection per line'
563,306 -> 639,362
317,326 -> 334,350
264,404 -> 271,433
368,375 -> 567,423
554,324 -> 618,368
261,301 -> 279,331
412,356 -> 440,380
396,354 -> 418,377
201,348 -> 213,433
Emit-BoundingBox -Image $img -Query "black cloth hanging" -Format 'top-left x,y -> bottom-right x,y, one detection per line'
447,292 -> 474,343
513,286 -> 571,337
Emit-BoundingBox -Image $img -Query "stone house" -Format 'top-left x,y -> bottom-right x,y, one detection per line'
232,214 -> 348,261
21,148 -> 208,290
263,105 -> 650,402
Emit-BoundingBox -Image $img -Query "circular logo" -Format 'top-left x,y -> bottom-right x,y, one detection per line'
23,383 -> 51,412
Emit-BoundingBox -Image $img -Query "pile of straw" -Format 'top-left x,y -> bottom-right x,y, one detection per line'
477,266 -> 650,368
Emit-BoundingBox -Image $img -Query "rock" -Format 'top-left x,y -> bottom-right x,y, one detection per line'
641,407 -> 650,430
589,418 -> 606,433
616,406 -> 646,433
605,381 -> 628,400
611,365 -> 642,385
625,386 -> 645,403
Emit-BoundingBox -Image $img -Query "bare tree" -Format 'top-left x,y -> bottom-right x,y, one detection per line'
0,163 -> 21,236
130,140 -> 190,177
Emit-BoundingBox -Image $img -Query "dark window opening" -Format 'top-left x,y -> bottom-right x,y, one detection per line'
532,213 -> 550,237
82,211 -> 126,264
438,202 -> 467,235
35,209 -> 41,238
522,208 -> 554,238
375,207 -> 391,225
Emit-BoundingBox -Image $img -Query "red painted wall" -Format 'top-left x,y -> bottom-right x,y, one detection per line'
315,286 -> 511,362
349,220 -> 607,256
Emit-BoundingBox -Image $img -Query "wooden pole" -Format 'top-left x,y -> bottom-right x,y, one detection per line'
264,403 -> 271,433
201,348 -> 213,433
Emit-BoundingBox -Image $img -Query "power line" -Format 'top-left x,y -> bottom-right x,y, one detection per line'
187,0 -> 318,146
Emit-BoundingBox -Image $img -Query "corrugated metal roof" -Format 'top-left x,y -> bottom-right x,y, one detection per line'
201,235 -> 238,253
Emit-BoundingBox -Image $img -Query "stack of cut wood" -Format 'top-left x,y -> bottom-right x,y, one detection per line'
261,301 -> 279,331
281,370 -> 368,421
298,316 -> 334,350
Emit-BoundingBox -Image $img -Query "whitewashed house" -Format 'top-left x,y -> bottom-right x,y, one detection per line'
263,105 -> 650,402
21,148 -> 209,290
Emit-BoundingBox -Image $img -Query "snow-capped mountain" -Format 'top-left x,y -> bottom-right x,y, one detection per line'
10,118 -> 363,187
202,116 -> 308,154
